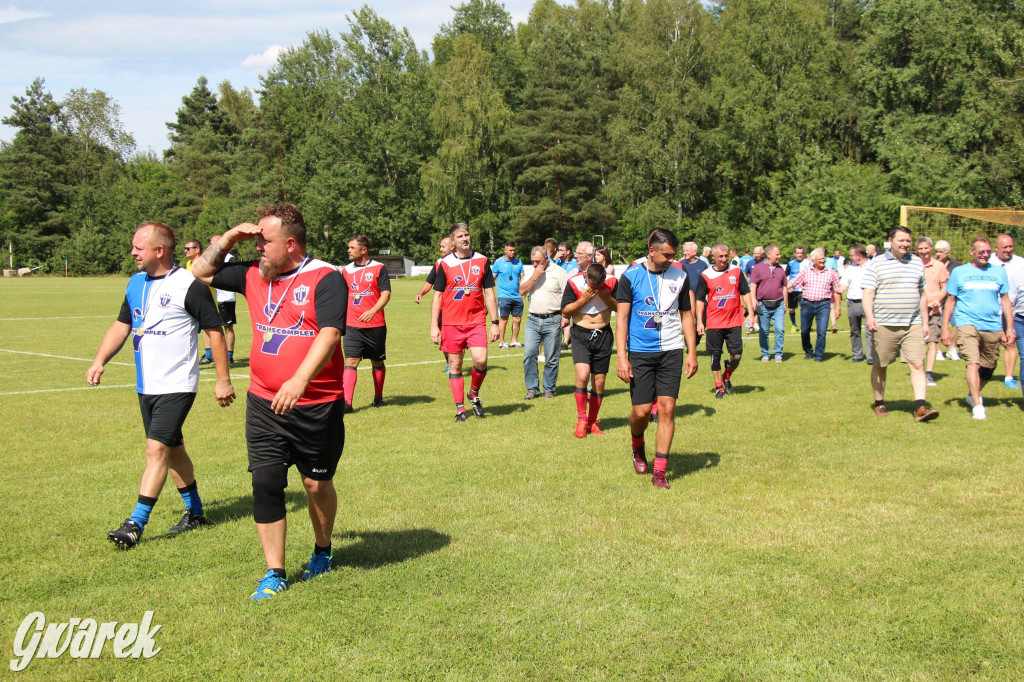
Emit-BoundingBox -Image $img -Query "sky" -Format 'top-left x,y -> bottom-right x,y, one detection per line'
0,0 -> 535,156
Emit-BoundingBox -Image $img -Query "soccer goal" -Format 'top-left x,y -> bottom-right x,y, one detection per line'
900,206 -> 1024,262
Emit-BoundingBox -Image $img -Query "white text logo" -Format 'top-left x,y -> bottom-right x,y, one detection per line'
11,611 -> 161,672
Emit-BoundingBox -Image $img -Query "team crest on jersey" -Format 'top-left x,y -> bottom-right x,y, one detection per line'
364,272 -> 373,282
293,285 -> 310,305
159,293 -> 172,307
668,284 -> 677,294
471,265 -> 481,276
729,276 -> 736,284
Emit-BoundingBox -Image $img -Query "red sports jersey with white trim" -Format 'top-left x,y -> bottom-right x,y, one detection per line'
436,251 -> 492,326
700,266 -> 745,329
340,259 -> 389,328
244,259 -> 345,404
566,273 -> 618,314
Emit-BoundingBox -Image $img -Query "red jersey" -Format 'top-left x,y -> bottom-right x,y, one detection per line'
563,272 -> 618,315
213,258 -> 347,405
432,251 -> 495,326
339,259 -> 391,328
696,266 -> 749,329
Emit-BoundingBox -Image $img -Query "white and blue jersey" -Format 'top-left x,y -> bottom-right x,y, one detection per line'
615,262 -> 692,352
946,263 -> 1009,332
117,268 -> 222,395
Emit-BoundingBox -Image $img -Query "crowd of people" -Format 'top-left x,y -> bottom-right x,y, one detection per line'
85,204 -> 1023,600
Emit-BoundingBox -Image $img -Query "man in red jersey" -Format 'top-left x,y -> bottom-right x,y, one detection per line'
338,234 -> 391,412
192,203 -> 347,602
695,243 -> 756,399
430,222 -> 500,422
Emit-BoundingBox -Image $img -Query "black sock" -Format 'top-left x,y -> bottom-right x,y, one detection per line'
315,543 -> 331,556
914,399 -> 925,411
270,568 -> 287,580
874,400 -> 885,408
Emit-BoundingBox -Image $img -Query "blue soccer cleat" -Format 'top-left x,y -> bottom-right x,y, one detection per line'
301,551 -> 333,581
250,570 -> 289,602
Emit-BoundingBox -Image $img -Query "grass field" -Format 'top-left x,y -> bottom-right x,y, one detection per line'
2,275 -> 1024,680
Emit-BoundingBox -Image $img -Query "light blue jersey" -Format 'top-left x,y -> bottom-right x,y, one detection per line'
946,263 -> 1008,332
492,256 -> 524,300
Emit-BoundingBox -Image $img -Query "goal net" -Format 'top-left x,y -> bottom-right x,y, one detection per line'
900,206 -> 1024,262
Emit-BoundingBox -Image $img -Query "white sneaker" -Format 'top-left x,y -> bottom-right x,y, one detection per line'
965,394 -> 982,408
972,404 -> 987,420
498,342 -> 509,349
947,348 -> 961,361
935,351 -> 945,361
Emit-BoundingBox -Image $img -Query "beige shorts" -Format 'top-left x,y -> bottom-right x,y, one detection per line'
927,311 -> 943,341
956,325 -> 1002,368
871,324 -> 926,367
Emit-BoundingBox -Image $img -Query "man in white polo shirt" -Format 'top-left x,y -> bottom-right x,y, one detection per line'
839,245 -> 872,364
992,234 -> 1024,389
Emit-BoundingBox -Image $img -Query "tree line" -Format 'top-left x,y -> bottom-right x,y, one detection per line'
2,0 -> 1023,275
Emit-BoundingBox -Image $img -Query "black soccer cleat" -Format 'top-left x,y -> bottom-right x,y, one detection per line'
372,396 -> 384,408
107,519 -> 143,549
723,379 -> 733,394
470,396 -> 484,419
715,387 -> 725,399
343,403 -> 354,414
168,510 -> 211,534
454,411 -> 468,423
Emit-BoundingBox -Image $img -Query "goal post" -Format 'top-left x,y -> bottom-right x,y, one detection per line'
900,206 -> 1024,262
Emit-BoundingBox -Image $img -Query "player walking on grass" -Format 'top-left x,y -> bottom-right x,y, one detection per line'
87,222 -> 235,549
562,262 -> 617,437
695,243 -> 756,399
193,203 -> 348,601
615,228 -> 699,490
430,223 -> 500,422
339,234 -> 391,412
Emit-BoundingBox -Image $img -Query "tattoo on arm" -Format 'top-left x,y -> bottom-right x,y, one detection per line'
200,243 -> 226,270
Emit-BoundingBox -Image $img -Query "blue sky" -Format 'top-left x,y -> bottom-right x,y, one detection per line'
0,1 -> 535,155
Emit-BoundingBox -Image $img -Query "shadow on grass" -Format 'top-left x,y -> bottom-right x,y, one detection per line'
331,528 -> 451,569
373,394 -> 435,408
729,384 -> 765,394
485,402 -> 534,416
940,395 -> 1022,409
677,403 -> 715,418
667,452 -> 720,480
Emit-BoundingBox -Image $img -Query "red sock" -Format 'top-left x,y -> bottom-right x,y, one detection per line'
715,381 -> 724,389
470,367 -> 486,395
588,392 -> 603,424
631,434 -> 644,449
723,367 -> 734,382
651,403 -> 659,416
654,454 -> 668,474
372,365 -> 386,398
343,367 -> 357,405
449,375 -> 465,407
574,389 -> 588,419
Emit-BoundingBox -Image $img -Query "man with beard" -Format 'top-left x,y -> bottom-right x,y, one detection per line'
192,204 -> 347,601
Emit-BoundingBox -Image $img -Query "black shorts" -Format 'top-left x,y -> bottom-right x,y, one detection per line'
705,327 -> 744,356
343,326 -> 387,362
628,349 -> 684,405
245,393 -> 345,480
788,291 -> 802,309
217,302 -> 237,326
570,324 -> 613,374
138,392 -> 196,447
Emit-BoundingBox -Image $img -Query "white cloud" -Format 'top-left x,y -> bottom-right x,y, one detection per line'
241,44 -> 285,71
0,5 -> 47,24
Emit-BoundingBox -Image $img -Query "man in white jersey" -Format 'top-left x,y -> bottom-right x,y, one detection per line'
87,222 -> 235,549
991,234 -> 1024,389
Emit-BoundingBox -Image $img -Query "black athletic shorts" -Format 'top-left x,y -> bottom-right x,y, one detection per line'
705,327 -> 744,357
217,302 -> 237,326
787,291 -> 802,309
570,324 -> 613,375
245,393 -> 345,481
628,349 -> 684,405
343,326 -> 387,362
138,392 -> 196,447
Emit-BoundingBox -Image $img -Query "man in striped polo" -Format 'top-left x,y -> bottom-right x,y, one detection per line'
862,225 -> 939,422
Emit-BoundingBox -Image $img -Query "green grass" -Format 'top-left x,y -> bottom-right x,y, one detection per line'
2,275 -> 1023,680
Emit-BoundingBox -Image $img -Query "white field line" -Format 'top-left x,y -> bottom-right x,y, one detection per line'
0,374 -> 252,396
0,348 -> 134,366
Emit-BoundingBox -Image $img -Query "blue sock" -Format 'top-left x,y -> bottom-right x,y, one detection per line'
204,348 -> 213,360
178,481 -> 204,516
228,351 -> 233,362
129,495 -> 157,530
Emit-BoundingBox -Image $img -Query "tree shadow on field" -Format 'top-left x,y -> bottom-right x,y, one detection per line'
676,404 -> 715,418
940,395 -> 1021,410
729,384 -> 765,395
485,402 -> 534,416
330,528 -> 451,569
377,394 -> 435,408
667,452 -> 720,480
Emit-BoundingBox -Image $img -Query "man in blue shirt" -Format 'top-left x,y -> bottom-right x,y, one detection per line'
614,228 -> 698,490
555,242 -> 578,273
942,236 -> 1017,419
492,241 -> 525,349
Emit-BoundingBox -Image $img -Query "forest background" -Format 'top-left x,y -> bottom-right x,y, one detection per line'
2,0 -> 1023,274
